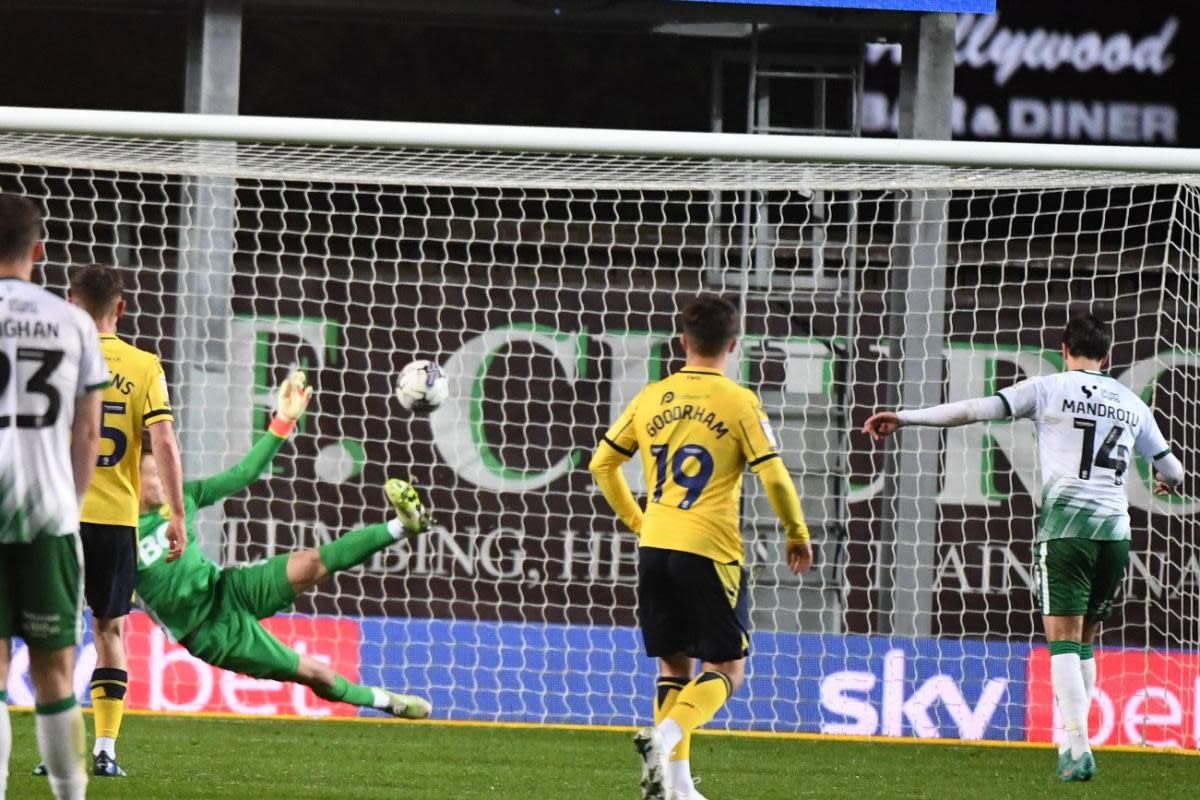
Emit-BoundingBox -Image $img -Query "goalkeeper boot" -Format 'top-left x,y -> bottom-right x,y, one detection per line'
32,763 -> 46,777
633,726 -> 673,800
1058,750 -> 1096,782
385,691 -> 432,720
385,478 -> 433,535
93,751 -> 128,778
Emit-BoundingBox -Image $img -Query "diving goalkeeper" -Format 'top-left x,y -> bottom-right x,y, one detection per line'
134,372 -> 432,718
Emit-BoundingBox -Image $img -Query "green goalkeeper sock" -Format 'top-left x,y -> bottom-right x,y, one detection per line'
318,523 -> 399,573
312,675 -> 390,710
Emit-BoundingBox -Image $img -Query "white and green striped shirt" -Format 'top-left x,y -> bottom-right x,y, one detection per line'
0,278 -> 109,544
998,370 -> 1174,542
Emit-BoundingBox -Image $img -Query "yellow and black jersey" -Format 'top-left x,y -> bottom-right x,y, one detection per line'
80,334 -> 173,527
592,366 -> 806,563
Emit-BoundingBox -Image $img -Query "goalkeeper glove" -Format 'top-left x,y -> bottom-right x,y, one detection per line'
276,370 -> 314,423
385,478 -> 434,535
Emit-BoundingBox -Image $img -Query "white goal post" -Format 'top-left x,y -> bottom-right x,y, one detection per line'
0,106 -> 1196,750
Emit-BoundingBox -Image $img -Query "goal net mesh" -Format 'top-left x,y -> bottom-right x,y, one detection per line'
1,128 -> 1196,748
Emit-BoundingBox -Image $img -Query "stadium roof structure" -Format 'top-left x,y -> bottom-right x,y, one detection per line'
24,0 -> 978,27
14,0 -> 956,141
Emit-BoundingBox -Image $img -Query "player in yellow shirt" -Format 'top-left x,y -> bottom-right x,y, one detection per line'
64,265 -> 186,778
589,295 -> 813,800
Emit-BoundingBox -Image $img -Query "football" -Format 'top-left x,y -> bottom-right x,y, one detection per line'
396,359 -> 449,412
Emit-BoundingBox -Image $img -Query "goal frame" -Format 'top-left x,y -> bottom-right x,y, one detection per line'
1,105 -> 1200,172
0,106 -> 1197,749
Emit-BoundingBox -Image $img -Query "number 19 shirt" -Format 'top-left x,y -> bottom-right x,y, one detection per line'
596,366 -> 809,563
998,370 -> 1174,542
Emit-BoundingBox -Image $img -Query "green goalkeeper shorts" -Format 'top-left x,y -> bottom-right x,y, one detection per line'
183,554 -> 302,682
1032,538 -> 1130,622
0,533 -> 83,650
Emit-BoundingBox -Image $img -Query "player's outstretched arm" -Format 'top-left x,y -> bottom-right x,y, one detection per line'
190,371 -> 313,510
862,395 -> 1009,441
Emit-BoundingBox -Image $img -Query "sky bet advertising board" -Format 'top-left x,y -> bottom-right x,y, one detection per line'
9,613 -> 1198,746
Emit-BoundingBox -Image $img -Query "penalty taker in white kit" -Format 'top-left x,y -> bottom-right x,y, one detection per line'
134,373 -> 433,719
863,314 -> 1185,783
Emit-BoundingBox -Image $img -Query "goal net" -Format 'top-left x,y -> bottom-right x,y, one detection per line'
0,112 -> 1196,749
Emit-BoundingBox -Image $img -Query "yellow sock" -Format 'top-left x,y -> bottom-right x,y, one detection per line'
90,668 -> 128,752
666,671 -> 732,735
654,676 -> 691,761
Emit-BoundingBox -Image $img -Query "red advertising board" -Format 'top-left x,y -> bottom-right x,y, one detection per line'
1027,647 -> 1200,748
123,613 -> 362,718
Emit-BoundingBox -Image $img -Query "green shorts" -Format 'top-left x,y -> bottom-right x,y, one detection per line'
1032,538 -> 1130,622
0,534 -> 83,650
183,554 -> 301,682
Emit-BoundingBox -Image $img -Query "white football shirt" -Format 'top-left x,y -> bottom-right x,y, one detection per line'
0,278 -> 109,543
998,369 -> 1173,542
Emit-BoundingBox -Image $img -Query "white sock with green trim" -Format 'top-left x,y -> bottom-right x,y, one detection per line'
36,698 -> 88,800
1054,695 -> 1069,755
1073,645 -> 1097,755
1080,645 -> 1097,702
1050,642 -> 1090,761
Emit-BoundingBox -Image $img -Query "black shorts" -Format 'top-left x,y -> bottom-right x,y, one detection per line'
80,522 -> 137,619
637,546 -> 751,664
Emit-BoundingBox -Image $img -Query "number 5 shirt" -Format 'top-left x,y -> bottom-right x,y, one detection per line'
81,334 -> 173,527
590,366 -> 809,564
997,369 -> 1174,542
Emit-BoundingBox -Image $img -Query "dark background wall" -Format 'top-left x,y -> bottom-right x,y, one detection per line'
0,1 -> 1193,141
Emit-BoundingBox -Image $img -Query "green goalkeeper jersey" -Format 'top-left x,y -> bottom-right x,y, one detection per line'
135,431 -> 287,641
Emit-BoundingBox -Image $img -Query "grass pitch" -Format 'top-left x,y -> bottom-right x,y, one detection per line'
5,711 -> 1196,799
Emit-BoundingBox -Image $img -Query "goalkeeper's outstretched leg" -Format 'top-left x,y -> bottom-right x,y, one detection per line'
285,478 -> 433,596
295,653 -> 431,720
264,479 -> 435,718
202,478 -> 434,719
